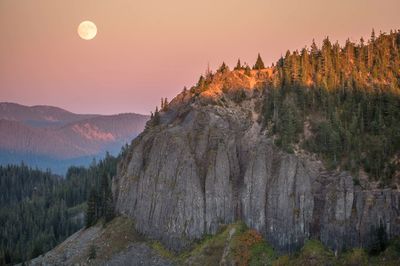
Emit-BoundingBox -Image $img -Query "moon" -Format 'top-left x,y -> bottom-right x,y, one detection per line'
77,21 -> 97,40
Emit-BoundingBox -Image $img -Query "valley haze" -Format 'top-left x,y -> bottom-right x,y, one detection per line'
0,102 -> 149,174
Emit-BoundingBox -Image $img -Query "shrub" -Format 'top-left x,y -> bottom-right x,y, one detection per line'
342,248 -> 368,266
88,244 -> 96,260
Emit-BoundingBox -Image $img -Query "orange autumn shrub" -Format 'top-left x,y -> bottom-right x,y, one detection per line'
234,229 -> 264,266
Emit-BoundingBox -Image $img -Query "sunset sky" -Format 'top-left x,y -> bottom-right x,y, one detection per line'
1,0 -> 399,115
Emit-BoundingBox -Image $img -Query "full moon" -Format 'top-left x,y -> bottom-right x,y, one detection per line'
77,21 -> 97,40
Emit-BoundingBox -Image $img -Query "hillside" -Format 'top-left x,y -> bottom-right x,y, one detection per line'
0,103 -> 149,174
0,102 -> 98,127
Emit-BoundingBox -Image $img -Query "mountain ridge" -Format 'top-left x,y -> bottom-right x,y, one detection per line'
0,103 -> 149,174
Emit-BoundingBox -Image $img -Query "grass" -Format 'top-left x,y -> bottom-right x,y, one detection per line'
249,242 -> 276,266
173,222 -> 277,266
178,225 -> 233,266
87,216 -> 143,262
149,241 -> 175,260
340,248 -> 368,266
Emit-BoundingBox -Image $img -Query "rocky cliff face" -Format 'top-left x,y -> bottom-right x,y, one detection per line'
113,70 -> 400,253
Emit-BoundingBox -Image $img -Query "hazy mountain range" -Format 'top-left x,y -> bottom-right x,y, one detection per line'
0,102 -> 149,174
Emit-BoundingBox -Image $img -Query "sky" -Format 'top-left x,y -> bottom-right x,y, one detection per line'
0,0 -> 399,115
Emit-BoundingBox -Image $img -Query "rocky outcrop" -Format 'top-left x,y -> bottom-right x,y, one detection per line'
113,70 -> 400,253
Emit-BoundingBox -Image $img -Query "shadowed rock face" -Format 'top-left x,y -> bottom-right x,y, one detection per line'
113,71 -> 400,253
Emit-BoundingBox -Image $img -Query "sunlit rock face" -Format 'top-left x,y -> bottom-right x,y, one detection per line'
113,70 -> 400,252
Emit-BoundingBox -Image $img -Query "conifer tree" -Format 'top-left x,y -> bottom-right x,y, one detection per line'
153,106 -> 160,125
205,63 -> 212,79
163,98 -> 169,111
86,188 -> 98,227
99,174 -> 114,223
99,173 -> 108,217
253,53 -> 265,70
244,64 -> 251,76
88,244 -> 97,260
218,62 -> 229,73
234,59 -> 242,70
197,75 -> 206,88
104,193 -> 115,223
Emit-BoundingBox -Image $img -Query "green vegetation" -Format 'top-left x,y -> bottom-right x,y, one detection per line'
179,229 -> 230,265
263,30 -> 400,185
269,238 -> 400,266
0,153 -> 119,265
218,62 -> 230,73
88,244 -> 97,260
250,242 -> 276,266
253,53 -> 266,70
235,59 -> 243,70
85,171 -> 115,227
140,222 -> 400,265
296,240 -> 335,265
340,248 -> 368,266
150,241 -> 175,260
88,216 -> 142,262
175,223 -> 276,266
230,223 -> 276,266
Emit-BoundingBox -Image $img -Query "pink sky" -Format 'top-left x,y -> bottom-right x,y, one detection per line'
0,0 -> 399,115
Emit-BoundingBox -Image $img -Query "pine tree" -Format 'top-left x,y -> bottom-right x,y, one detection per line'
104,193 -> 115,223
253,53 -> 265,70
197,75 -> 206,89
88,244 -> 97,260
86,188 -> 97,228
300,47 -> 311,85
234,59 -> 242,70
99,174 -> 108,217
244,64 -> 251,76
371,28 -> 376,43
217,62 -> 229,73
98,174 -> 114,223
153,106 -> 160,125
163,98 -> 169,111
205,63 -> 212,79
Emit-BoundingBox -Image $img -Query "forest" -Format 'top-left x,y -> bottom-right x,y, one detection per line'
262,30 -> 400,186
0,152 -> 119,265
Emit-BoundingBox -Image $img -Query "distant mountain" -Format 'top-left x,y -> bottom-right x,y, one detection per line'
0,103 -> 149,174
0,102 -> 98,127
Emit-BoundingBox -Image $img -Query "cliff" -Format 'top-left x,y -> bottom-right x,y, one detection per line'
113,69 -> 400,253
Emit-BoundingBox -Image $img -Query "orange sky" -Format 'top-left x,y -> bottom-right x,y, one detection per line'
0,0 -> 399,115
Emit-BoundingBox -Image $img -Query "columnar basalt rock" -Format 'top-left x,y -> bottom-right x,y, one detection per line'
113,71 -> 400,253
